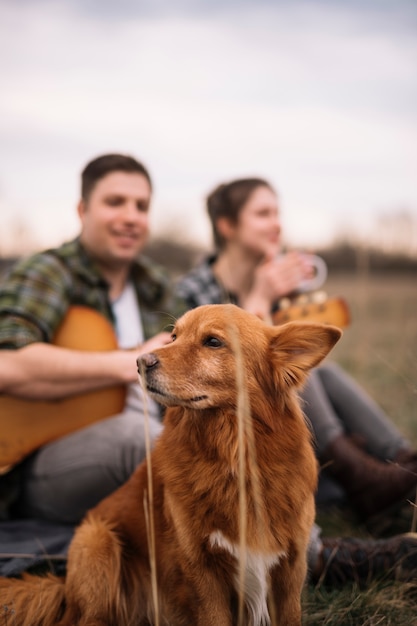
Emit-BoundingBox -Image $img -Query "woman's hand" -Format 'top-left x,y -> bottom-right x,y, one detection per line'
242,251 -> 314,320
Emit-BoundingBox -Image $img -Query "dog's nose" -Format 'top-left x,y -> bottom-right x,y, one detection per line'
137,353 -> 159,372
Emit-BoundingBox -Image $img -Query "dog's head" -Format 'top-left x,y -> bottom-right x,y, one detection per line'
137,304 -> 341,411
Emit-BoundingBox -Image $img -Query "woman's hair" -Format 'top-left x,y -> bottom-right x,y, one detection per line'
206,177 -> 275,249
81,153 -> 152,201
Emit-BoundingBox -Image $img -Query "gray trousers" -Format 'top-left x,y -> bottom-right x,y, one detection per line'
302,362 -> 409,460
14,410 -> 163,524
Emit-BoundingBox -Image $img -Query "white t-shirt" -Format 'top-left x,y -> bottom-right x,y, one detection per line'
111,282 -> 160,420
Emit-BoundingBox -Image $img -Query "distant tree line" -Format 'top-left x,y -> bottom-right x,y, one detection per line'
1,239 -> 416,283
144,238 -> 417,277
316,242 -> 417,275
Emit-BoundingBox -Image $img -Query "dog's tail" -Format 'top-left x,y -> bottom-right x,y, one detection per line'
0,573 -> 65,626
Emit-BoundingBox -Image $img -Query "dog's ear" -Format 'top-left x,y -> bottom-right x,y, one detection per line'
269,322 -> 342,388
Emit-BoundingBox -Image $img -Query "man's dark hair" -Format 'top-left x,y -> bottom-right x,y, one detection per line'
81,154 -> 153,200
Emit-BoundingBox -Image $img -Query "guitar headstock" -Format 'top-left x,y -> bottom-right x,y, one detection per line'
272,292 -> 351,329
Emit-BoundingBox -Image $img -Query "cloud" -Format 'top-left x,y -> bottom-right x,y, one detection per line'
4,0 -> 417,27
0,0 -> 416,252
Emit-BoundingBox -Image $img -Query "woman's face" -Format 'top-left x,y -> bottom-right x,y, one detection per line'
230,186 -> 282,260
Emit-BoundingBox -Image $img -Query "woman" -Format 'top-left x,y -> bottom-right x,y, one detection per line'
177,177 -> 417,521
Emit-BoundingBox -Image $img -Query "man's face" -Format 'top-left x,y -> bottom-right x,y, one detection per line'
78,171 -> 151,268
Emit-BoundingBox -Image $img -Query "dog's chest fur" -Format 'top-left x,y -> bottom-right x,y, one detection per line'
209,529 -> 284,625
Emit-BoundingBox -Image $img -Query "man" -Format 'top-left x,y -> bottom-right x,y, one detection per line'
0,153 -> 187,525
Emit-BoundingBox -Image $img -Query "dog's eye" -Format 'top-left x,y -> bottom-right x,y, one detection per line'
203,336 -> 223,348
171,333 -> 177,342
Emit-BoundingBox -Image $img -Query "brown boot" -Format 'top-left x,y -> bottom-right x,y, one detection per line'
311,533 -> 417,587
320,435 -> 417,519
394,447 -> 417,469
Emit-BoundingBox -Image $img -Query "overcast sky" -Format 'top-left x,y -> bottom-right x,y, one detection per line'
0,0 -> 416,255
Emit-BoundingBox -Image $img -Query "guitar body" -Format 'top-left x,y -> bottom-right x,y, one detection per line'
0,307 -> 126,468
272,295 -> 351,328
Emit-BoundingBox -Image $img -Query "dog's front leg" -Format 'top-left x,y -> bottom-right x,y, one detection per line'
268,556 -> 306,626
195,601 -> 233,626
59,514 -> 130,626
192,573 -> 234,626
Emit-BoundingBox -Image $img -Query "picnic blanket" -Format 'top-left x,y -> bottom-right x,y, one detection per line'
0,519 -> 73,577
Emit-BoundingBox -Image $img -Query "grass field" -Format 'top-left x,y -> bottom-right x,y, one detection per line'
304,272 -> 417,625
1,265 -> 416,624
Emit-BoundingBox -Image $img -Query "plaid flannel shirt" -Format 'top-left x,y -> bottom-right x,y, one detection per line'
176,255 -> 237,309
0,237 -> 187,349
176,255 -> 282,315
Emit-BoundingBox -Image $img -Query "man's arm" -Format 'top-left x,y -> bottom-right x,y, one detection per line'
0,332 -> 172,400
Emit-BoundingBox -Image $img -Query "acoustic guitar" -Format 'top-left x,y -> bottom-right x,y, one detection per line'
272,293 -> 351,329
0,306 -> 126,470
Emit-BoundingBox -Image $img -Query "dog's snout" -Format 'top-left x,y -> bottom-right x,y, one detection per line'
137,352 -> 159,372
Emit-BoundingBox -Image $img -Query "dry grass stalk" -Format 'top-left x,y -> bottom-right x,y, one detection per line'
139,364 -> 160,626
228,316 -> 278,626
230,322 -> 249,626
410,490 -> 417,534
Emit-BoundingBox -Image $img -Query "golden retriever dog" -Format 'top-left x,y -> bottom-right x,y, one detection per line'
0,304 -> 341,626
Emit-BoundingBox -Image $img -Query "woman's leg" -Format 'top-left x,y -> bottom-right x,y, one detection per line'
300,368 -> 344,456
317,362 -> 410,460
302,364 -> 417,518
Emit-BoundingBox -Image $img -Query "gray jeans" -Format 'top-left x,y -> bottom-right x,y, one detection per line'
14,410 -> 163,524
302,362 -> 409,460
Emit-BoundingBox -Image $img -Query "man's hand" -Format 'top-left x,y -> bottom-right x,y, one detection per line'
135,332 -> 173,356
